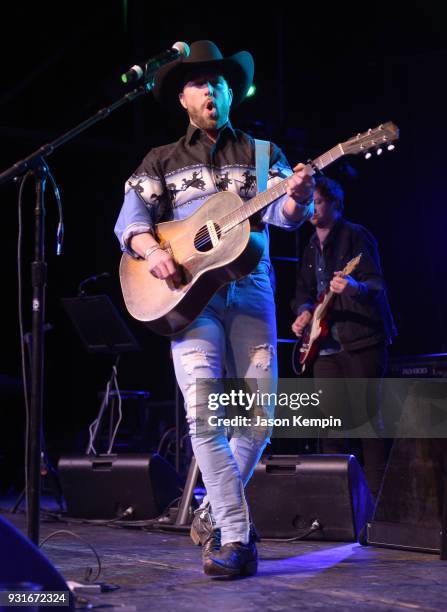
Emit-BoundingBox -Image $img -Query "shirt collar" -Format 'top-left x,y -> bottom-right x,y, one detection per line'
185,120 -> 237,146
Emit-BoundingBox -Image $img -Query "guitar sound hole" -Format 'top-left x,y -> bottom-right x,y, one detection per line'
194,222 -> 222,252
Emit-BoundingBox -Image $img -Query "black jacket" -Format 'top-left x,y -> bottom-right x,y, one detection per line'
292,219 -> 397,352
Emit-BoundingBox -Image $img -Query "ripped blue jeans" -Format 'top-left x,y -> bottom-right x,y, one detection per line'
171,266 -> 277,546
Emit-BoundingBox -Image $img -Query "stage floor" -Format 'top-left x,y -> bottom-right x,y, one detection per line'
2,502 -> 447,612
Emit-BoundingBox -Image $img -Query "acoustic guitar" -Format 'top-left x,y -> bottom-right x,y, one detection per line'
120,122 -> 398,335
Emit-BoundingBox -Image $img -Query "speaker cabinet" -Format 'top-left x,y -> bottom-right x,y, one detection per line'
58,453 -> 183,520
0,515 -> 74,611
246,454 -> 373,541
367,439 -> 447,553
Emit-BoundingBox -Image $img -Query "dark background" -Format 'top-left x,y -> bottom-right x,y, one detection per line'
1,1 -> 446,490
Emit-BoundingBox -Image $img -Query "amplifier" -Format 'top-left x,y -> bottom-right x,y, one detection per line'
367,438 -> 447,554
388,353 -> 447,378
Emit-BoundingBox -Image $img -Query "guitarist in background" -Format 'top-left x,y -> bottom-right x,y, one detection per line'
291,176 -> 396,498
114,41 -> 314,577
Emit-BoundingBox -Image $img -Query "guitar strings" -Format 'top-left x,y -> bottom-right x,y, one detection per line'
190,152 -> 333,248
192,177 -> 290,249
160,127 -> 395,250
190,149 -> 330,248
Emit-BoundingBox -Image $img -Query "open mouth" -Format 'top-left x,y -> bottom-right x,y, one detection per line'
205,99 -> 215,113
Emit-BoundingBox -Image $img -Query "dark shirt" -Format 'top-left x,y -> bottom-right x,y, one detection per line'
292,218 -> 397,352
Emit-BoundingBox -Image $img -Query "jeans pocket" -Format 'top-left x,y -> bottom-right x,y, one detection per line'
249,272 -> 272,290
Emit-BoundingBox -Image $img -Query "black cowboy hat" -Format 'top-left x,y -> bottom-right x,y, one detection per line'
153,40 -> 254,108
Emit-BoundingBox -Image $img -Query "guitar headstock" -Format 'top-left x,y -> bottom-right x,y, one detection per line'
341,122 -> 399,158
342,253 -> 362,277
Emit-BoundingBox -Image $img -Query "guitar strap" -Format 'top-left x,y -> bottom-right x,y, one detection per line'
254,138 -> 270,193
253,138 -> 273,286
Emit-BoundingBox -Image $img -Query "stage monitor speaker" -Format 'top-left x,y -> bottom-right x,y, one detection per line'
367,438 -> 447,554
0,515 -> 74,611
58,453 -> 183,520
246,454 -> 373,541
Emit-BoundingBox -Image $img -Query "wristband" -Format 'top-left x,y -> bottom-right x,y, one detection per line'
144,245 -> 162,260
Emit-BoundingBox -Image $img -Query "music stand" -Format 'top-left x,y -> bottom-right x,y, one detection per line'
61,294 -> 140,354
62,294 -> 140,454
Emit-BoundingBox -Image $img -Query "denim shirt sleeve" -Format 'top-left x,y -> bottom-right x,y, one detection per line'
114,171 -> 164,258
261,144 -> 313,231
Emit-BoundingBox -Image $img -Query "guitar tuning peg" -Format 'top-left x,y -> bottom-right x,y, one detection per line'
376,147 -> 383,156
365,152 -> 372,160
387,144 -> 395,151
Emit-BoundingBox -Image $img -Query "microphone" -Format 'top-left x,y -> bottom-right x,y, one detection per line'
78,272 -> 110,296
121,42 -> 190,84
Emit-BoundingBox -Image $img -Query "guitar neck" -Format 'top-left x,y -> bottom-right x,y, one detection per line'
218,121 -> 399,231
315,251 -> 363,320
316,289 -> 335,320
222,144 -> 346,229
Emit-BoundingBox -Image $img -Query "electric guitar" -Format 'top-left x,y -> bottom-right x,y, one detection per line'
293,254 -> 362,375
119,122 -> 399,335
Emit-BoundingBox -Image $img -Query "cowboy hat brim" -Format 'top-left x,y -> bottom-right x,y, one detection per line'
153,49 -> 254,108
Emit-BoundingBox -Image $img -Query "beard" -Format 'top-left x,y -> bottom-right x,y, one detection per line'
188,109 -> 218,130
187,101 -> 230,132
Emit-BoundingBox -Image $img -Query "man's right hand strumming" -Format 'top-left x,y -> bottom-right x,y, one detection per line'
146,248 -> 182,283
292,310 -> 312,337
131,233 -> 182,284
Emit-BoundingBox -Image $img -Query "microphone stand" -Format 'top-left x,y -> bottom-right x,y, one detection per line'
0,78 -> 155,545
